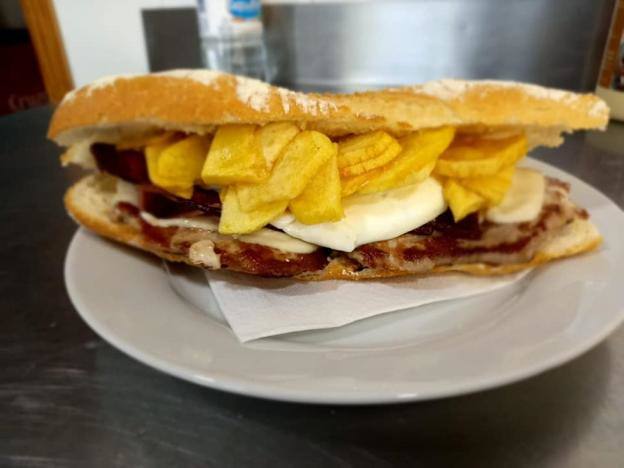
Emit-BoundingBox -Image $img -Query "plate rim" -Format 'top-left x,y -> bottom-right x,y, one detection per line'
64,158 -> 624,404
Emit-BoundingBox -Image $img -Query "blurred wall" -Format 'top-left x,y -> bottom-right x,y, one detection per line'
53,0 -> 614,92
53,0 -> 193,87
0,0 -> 24,29
0,0 -> 47,115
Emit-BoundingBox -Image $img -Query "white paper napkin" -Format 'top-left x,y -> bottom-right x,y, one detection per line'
205,269 -> 531,342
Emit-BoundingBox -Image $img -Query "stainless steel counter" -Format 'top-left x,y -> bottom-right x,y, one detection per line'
1,107 -> 623,467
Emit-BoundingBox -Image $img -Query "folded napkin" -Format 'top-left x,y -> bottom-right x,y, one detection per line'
205,269 -> 530,342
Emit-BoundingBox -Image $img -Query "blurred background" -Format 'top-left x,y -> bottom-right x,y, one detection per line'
0,1 -> 47,115
1,0 -> 618,113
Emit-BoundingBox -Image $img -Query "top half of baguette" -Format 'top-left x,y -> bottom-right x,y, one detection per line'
48,69 -> 609,149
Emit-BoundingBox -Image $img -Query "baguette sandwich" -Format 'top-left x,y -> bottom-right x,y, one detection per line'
49,70 -> 608,280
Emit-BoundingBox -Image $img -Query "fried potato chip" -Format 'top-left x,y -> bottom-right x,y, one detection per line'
259,122 -> 300,168
145,141 -> 167,180
337,130 -> 400,171
435,134 -> 527,178
355,126 -> 455,195
158,135 -> 209,179
236,131 -> 337,211
459,165 -> 515,206
357,161 -> 436,195
444,179 -> 485,222
340,170 -> 380,197
145,139 -> 197,198
290,152 -> 343,224
201,124 -> 268,185
219,186 -> 288,234
339,140 -> 401,177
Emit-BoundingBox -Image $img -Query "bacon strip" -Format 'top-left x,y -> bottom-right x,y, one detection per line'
92,143 -> 149,184
93,143 -> 222,215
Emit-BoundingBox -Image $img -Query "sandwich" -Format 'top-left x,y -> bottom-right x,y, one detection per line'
48,69 -> 608,280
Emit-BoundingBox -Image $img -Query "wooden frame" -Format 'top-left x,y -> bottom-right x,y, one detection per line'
20,0 -> 73,103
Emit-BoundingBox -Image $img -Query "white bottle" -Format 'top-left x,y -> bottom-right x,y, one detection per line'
596,0 -> 624,121
196,0 -> 269,81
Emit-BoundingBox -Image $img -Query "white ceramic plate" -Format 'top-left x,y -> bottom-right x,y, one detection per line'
65,159 -> 624,404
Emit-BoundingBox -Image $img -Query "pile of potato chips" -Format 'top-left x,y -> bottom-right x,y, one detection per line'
140,123 -> 528,234
434,134 -> 527,221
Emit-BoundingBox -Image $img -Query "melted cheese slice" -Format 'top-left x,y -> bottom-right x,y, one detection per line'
272,177 -> 447,252
139,212 -> 317,254
189,240 -> 221,269
111,180 -> 317,254
486,168 -> 545,224
111,179 -> 140,207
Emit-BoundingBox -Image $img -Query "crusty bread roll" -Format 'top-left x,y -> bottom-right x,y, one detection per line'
51,70 -> 607,280
49,70 -> 608,147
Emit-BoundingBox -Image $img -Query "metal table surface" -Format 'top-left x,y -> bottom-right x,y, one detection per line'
1,106 -> 623,468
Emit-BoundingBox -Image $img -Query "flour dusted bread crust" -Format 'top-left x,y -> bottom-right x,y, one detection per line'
49,70 -> 608,148
328,80 -> 608,145
49,70 -> 352,145
65,175 -> 602,281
